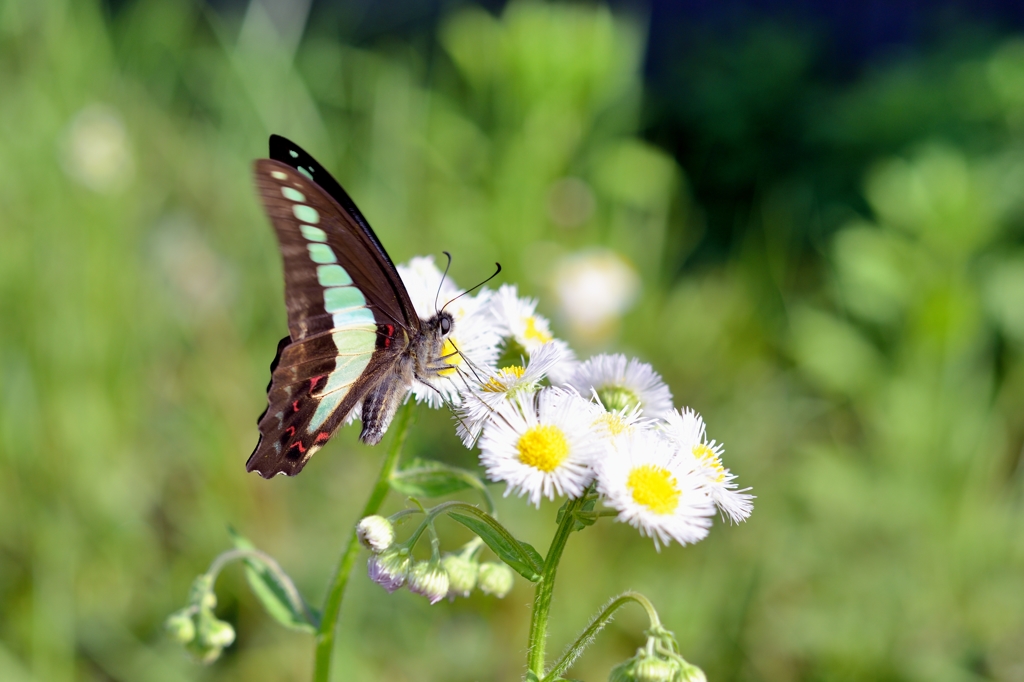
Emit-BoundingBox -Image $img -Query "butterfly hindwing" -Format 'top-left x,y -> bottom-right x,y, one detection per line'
247,156 -> 419,478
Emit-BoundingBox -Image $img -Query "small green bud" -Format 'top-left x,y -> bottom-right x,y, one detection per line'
164,608 -> 196,644
356,515 -> 395,553
187,574 -> 217,610
678,662 -> 707,682
204,618 -> 236,649
477,561 -> 514,598
186,639 -> 225,665
441,552 -> 478,598
184,610 -> 234,665
407,560 -> 450,605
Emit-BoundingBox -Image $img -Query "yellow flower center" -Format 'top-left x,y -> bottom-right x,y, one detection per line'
594,412 -> 628,436
626,464 -> 680,515
517,425 -> 569,472
523,316 -> 552,344
439,338 -> 461,376
483,365 -> 526,393
692,443 -> 725,482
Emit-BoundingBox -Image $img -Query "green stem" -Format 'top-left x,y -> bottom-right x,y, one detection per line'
526,496 -> 584,677
312,402 -> 415,682
540,591 -> 661,682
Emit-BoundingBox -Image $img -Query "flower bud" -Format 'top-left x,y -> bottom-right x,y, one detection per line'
477,561 -> 514,598
196,609 -> 236,649
186,639 -> 225,665
164,608 -> 196,644
356,515 -> 395,553
678,662 -> 707,682
367,548 -> 411,593
441,552 -> 479,598
634,655 -> 680,682
187,574 -> 217,610
407,561 -> 450,605
203,617 -> 236,649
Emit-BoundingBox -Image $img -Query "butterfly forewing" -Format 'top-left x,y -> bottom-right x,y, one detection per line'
247,159 -> 418,477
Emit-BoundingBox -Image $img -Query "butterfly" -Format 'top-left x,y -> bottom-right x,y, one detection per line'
247,135 -> 456,478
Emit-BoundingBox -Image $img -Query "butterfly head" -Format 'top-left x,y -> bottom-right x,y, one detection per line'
428,310 -> 454,338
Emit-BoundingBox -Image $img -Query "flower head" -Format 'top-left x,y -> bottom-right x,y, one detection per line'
477,561 -> 515,598
441,552 -> 479,599
478,388 -> 603,506
367,548 -> 411,593
664,408 -> 753,523
551,248 -> 640,341
596,430 -> 715,550
398,256 -> 501,408
407,560 -> 450,605
356,515 -> 395,553
489,284 -> 557,352
561,354 -> 674,421
456,342 -> 570,446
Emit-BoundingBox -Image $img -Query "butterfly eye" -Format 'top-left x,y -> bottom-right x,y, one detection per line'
440,316 -> 452,335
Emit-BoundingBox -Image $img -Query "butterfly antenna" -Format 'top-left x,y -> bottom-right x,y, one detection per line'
441,262 -> 502,314
435,251 -> 454,315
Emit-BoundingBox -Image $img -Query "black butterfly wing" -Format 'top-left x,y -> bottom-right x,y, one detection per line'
247,153 -> 418,478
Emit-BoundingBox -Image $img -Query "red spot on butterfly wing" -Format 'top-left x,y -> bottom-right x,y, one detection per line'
315,432 -> 330,443
292,400 -> 300,413
309,375 -> 324,391
284,425 -> 296,438
286,439 -> 307,456
383,323 -> 395,349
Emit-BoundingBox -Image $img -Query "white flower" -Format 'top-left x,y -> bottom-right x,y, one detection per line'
455,342 -> 569,446
596,430 -> 715,550
489,284 -> 557,353
664,408 -> 753,523
60,104 -> 133,193
478,388 -> 603,506
560,354 -> 674,421
589,399 -> 654,444
542,339 -> 580,385
551,248 -> 640,341
397,256 -> 501,408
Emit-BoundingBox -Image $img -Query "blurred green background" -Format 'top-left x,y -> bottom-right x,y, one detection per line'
3,0 -> 1024,679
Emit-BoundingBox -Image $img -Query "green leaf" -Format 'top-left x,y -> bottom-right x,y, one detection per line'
228,528 -> 319,633
446,509 -> 543,581
390,458 -> 486,499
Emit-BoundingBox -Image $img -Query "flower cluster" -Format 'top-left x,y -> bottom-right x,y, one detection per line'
165,575 -> 236,664
362,519 -> 515,604
395,257 -> 753,551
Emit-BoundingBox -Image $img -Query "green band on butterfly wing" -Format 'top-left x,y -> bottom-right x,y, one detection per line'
293,204 -> 320,224
307,243 -> 336,264
300,224 -> 327,242
308,328 -> 376,430
317,264 -> 352,287
323,286 -> 365,313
